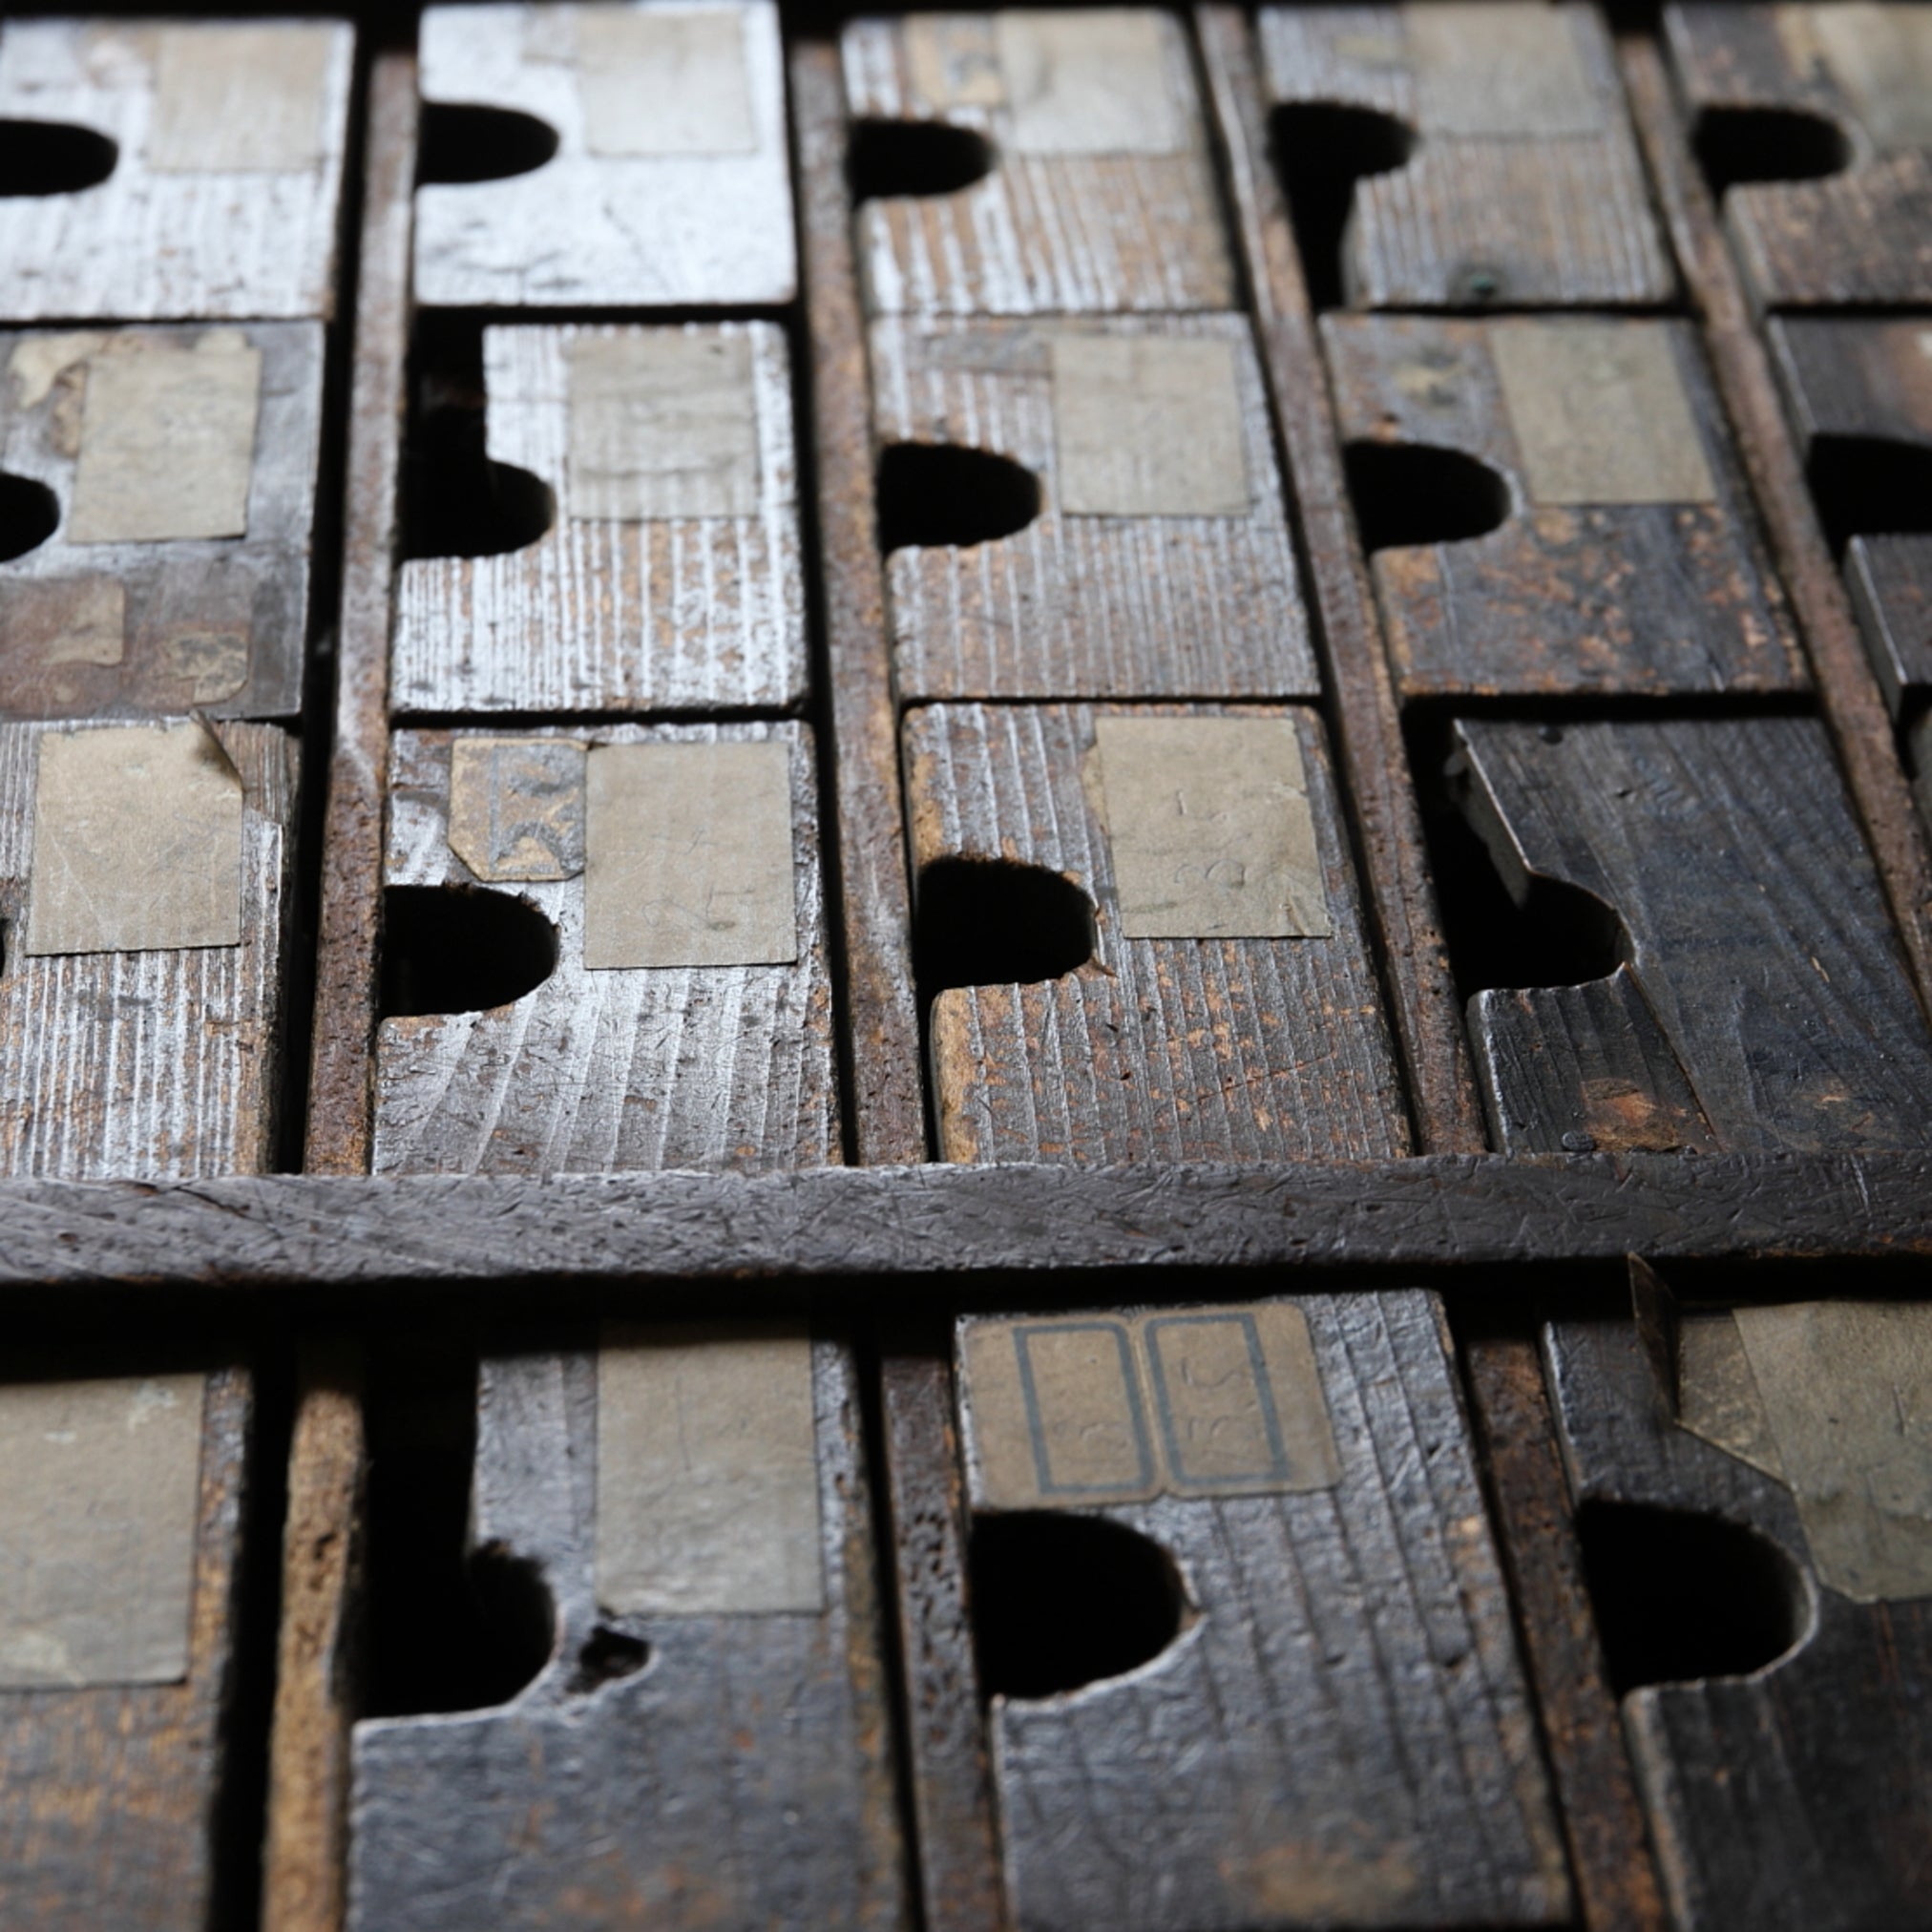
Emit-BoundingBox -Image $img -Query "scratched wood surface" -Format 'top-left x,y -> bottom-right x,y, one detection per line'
1455,717 -> 1932,1154
374,722 -> 838,1176
1666,3 -> 1932,308
1544,1297 -> 1932,1931
957,1292 -> 1569,1928
1323,315 -> 1806,700
1260,3 -> 1673,308
0,19 -> 353,321
0,323 -> 326,723
0,1364 -> 251,1932
413,0 -> 795,308
391,323 -> 807,718
0,721 -> 295,1179
873,316 -> 1319,701
348,1334 -> 906,1931
906,703 -> 1411,1164
843,10 -> 1236,317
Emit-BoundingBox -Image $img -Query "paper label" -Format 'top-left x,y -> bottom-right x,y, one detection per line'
578,8 -> 758,156
27,724 -> 244,956
148,24 -> 335,172
449,738 -> 588,882
567,332 -> 760,521
1053,335 -> 1250,518
905,15 -> 1005,111
1492,323 -> 1717,507
962,1303 -> 1341,1510
1408,3 -> 1603,136
994,10 -> 1184,155
0,1375 -> 204,1690
1096,715 -> 1331,940
583,738 -> 797,969
0,578 -> 126,670
596,1324 -> 824,1615
1808,4 -> 1932,151
69,332 -> 262,545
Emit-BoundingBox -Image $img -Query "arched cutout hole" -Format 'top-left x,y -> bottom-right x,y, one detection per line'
417,102 -> 560,184
1692,106 -> 1850,199
877,442 -> 1040,554
1577,1499 -> 1807,1694
1344,441 -> 1510,553
380,885 -> 558,1018
1805,434 -> 1932,558
914,857 -> 1095,1000
0,119 -> 117,198
971,1511 -> 1186,1698
1270,102 -> 1416,311
849,117 -> 995,201
403,436 -> 554,560
0,473 -> 60,563
566,1625 -> 650,1696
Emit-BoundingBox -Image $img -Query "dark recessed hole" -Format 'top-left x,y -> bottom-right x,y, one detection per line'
1577,1499 -> 1806,1695
848,116 -> 995,201
1270,101 -> 1416,311
1692,106 -> 1850,199
0,119 -> 117,197
914,856 -> 1095,1001
1344,441 -> 1511,553
876,442 -> 1041,554
417,102 -> 560,184
0,473 -> 59,563
1805,434 -> 1932,559
566,1625 -> 650,1696
380,885 -> 558,1018
971,1511 -> 1185,1698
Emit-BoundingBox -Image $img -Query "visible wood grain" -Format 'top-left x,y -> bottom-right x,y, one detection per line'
873,316 -> 1319,702
0,324 -> 326,723
1458,717 -> 1932,1153
392,322 -> 807,718
374,723 -> 838,1176
908,703 -> 1411,1164
0,19 -> 353,321
1324,315 -> 1805,700
1666,3 -> 1932,308
960,1292 -> 1569,1927
347,1335 -> 907,1930
0,721 -> 295,1179
414,0 -> 795,308
843,10 -> 1235,317
1259,3 -> 1671,309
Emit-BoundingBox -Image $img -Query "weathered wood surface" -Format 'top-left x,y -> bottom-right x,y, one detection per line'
1324,315 -> 1805,700
907,704 -> 1410,1163
374,723 -> 838,1176
1544,1300 -> 1932,1930
0,1365 -> 251,1930
348,1335 -> 906,1930
874,317 -> 1318,701
1458,718 -> 1932,1154
1667,3 -> 1932,308
0,19 -> 353,321
414,0 -> 795,308
0,323 -> 326,722
843,10 -> 1236,316
392,322 -> 807,717
1260,3 -> 1672,309
0,720 -> 295,1179
958,1292 -> 1569,1927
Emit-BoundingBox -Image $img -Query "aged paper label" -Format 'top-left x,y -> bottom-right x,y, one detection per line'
578,8 -> 758,156
597,1324 -> 824,1615
149,24 -> 335,172
1408,3 -> 1602,136
1096,715 -> 1331,940
962,1303 -> 1341,1511
0,1374 -> 204,1689
1052,335 -> 1250,517
0,578 -> 126,670
1805,4 -> 1932,152
994,10 -> 1184,155
449,738 -> 588,882
584,739 -> 797,969
1676,1312 -> 1785,1482
905,15 -> 1005,112
27,724 -> 244,956
1492,322 -> 1716,507
70,332 -> 262,545
567,332 -> 760,521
